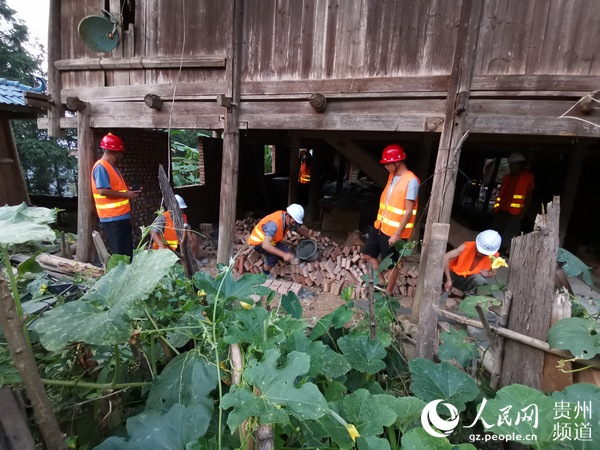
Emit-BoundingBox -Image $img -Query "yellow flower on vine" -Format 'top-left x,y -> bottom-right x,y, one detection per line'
490,256 -> 508,270
240,301 -> 253,310
346,424 -> 360,442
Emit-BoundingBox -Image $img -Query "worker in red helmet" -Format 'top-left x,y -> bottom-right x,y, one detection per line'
91,133 -> 141,259
361,144 -> 420,295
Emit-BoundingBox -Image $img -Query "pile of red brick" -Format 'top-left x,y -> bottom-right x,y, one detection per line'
231,219 -> 420,299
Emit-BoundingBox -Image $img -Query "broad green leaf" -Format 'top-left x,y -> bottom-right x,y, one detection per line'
0,203 -> 57,245
338,335 -> 387,374
558,248 -> 594,287
310,305 -> 353,341
146,350 -> 217,411
458,295 -> 501,320
401,427 -> 475,450
95,403 -> 210,450
548,317 -> 600,359
284,330 -> 351,380
107,254 -> 130,271
17,254 -> 43,274
281,291 -> 302,319
438,327 -> 479,368
343,389 -> 397,436
551,383 -> 600,449
374,394 -> 426,432
222,307 -> 286,351
356,435 -> 391,450
220,349 -> 328,431
408,358 -> 480,411
307,411 -> 354,450
35,250 -> 178,351
165,307 -> 208,349
480,384 -> 555,449
193,271 -> 270,303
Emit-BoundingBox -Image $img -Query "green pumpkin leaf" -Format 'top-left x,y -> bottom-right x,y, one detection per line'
95,403 -> 211,449
220,349 -> 328,431
17,254 -> 43,274
374,394 -> 426,432
458,295 -> 501,319
146,350 -> 217,411
0,203 -> 57,245
558,248 -> 594,287
284,330 -> 351,380
343,389 -> 397,436
480,384 -> 555,449
548,317 -> 600,359
193,271 -> 270,303
281,291 -> 302,319
401,427 -> 470,450
438,327 -> 479,368
408,358 -> 479,411
34,250 -> 178,351
222,307 -> 286,351
356,435 -> 391,449
165,307 -> 208,349
337,335 -> 387,374
310,305 -> 353,341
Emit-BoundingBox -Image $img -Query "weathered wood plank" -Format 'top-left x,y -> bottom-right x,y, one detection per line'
471,75 -> 600,92
75,108 -> 95,263
467,113 -> 600,137
55,56 -> 226,71
500,198 -> 560,389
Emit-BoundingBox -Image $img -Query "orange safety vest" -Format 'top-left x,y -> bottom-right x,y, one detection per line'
374,171 -> 419,238
152,211 -> 188,250
299,162 -> 311,184
450,242 -> 498,277
91,160 -> 130,219
248,211 -> 286,246
494,171 -> 534,215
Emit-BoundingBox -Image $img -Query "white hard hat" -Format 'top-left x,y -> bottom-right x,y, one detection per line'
174,194 -> 187,209
475,230 -> 502,255
286,203 -> 304,224
507,152 -> 526,164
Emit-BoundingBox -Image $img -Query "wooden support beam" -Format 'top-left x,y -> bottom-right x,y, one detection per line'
415,223 -> 449,359
307,147 -> 321,223
500,198 -> 560,389
47,0 -> 64,138
144,94 -> 163,110
217,0 -> 243,264
54,56 -> 226,71
75,109 -> 95,262
325,139 -> 388,188
414,0 -> 482,322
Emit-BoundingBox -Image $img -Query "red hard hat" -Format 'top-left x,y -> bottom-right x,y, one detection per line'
100,133 -> 125,151
380,143 -> 406,164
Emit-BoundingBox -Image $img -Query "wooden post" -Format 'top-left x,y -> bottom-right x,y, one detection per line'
541,288 -> 573,391
47,0 -> 64,138
144,94 -> 163,111
500,198 -> 560,389
413,0 -> 482,322
415,223 -> 449,359
217,0 -> 244,264
288,133 -> 300,205
75,107 -> 95,262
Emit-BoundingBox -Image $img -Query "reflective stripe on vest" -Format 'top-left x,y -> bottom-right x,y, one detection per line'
374,171 -> 419,239
494,171 -> 534,215
91,160 -> 130,219
299,162 -> 311,184
248,211 -> 286,245
449,242 -> 498,277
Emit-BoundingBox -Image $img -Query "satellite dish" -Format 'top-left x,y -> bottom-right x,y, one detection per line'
78,14 -> 120,52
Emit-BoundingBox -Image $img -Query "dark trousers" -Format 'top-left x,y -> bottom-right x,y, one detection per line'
102,219 -> 133,259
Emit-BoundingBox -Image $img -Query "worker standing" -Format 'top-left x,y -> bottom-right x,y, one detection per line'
492,152 -> 534,255
91,133 -> 140,259
361,144 -> 419,295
